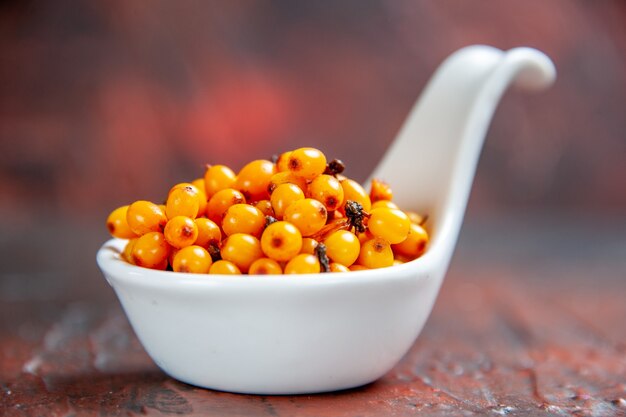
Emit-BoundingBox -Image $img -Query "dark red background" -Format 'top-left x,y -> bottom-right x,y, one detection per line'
1,0 -> 625,228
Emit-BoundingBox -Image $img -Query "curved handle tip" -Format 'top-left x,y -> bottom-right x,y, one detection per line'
508,47 -> 557,91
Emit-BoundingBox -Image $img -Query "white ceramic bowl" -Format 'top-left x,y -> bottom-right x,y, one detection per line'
97,237 -> 445,395
97,46 -> 555,394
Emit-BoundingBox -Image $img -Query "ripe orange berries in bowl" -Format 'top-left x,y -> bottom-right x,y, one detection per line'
104,147 -> 429,275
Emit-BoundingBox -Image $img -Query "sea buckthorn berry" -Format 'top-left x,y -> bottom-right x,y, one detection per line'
358,237 -> 394,269
368,207 -> 411,244
235,159 -> 276,201
191,179 -> 208,217
172,246 -> 212,274
270,183 -> 305,219
221,233 -> 263,273
191,178 -> 206,192
204,165 -> 236,198
122,238 -> 138,264
284,254 -> 320,274
166,185 -> 201,219
193,218 -> 221,248
406,211 -> 427,225
349,264 -> 370,271
168,247 -> 179,266
392,223 -> 429,258
370,178 -> 393,202
249,258 -> 283,275
356,229 -> 374,244
283,198 -> 327,237
254,200 -> 275,217
169,182 -> 207,216
340,179 -> 371,212
209,260 -> 241,275
168,182 -> 193,195
106,205 -> 137,239
329,262 -> 350,273
371,200 -> 399,210
261,221 -> 303,262
307,174 -> 344,212
222,204 -> 265,237
287,147 -> 327,180
275,151 -> 292,172
323,230 -> 360,267
268,172 -> 308,194
131,232 -> 170,269
206,188 -> 246,224
300,237 -> 319,255
127,201 -> 167,236
164,216 -> 198,249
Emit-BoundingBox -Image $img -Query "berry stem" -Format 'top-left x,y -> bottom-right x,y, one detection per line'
315,242 -> 330,273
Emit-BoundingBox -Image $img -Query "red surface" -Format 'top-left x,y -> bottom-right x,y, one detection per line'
1,229 -> 625,416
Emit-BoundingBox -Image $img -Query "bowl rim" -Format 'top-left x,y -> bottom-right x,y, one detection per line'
97,238 -> 434,289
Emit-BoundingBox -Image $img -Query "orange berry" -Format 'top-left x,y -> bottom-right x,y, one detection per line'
275,151 -> 293,172
191,178 -> 206,191
254,200 -> 275,217
222,204 -> 265,237
284,254 -> 320,274
204,165 -> 236,198
349,264 -> 370,271
127,201 -> 167,236
168,247 -> 179,266
340,179 -> 371,212
268,171 -> 308,194
193,218 -> 221,248
307,174 -> 344,211
358,237 -> 393,269
131,232 -> 170,269
261,221 -> 303,262
249,258 -> 283,275
287,147 -> 327,180
220,233 -> 263,273
166,185 -> 201,219
235,159 -> 276,201
300,237 -> 319,255
371,200 -> 398,210
283,198 -> 327,237
270,183 -> 305,219
106,205 -> 137,239
392,223 -> 429,259
209,260 -> 242,275
323,230 -> 360,267
370,178 -> 393,202
191,179 -> 208,217
368,207 -> 410,244
406,211 -> 427,225
164,216 -> 198,249
329,263 -> 350,273
172,245 -> 212,273
122,238 -> 138,264
206,188 -> 246,224
356,229 -> 374,244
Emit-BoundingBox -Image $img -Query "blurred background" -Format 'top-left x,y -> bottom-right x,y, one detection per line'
0,1 -> 625,301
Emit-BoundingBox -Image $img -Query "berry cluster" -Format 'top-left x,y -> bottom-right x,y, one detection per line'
106,147 -> 429,275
